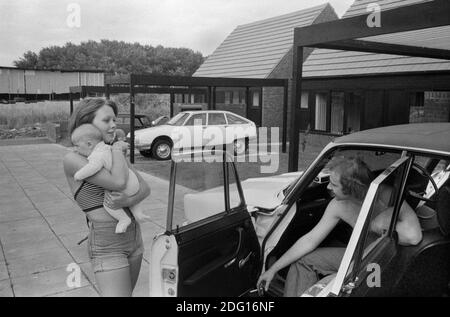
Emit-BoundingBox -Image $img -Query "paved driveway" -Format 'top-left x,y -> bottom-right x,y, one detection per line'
0,143 -> 175,297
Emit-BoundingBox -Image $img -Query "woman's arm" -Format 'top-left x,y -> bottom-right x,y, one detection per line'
63,147 -> 128,191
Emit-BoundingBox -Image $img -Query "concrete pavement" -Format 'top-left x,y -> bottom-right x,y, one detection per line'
0,143 -> 179,297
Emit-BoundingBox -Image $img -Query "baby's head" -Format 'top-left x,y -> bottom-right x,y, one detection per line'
115,129 -> 126,141
71,124 -> 103,157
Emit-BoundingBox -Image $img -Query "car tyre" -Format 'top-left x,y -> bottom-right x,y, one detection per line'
152,139 -> 172,160
233,138 -> 247,156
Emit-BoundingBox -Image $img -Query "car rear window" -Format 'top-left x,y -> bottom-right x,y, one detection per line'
226,113 -> 247,125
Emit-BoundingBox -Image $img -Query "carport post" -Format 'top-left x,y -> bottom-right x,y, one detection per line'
207,86 -> 212,110
288,45 -> 303,172
105,84 -> 110,100
69,92 -> 74,115
245,87 -> 250,118
282,81 -> 288,153
170,92 -> 174,117
129,77 -> 136,164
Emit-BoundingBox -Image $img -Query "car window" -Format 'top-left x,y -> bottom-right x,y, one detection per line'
208,113 -> 227,125
169,157 -> 244,231
226,113 -> 247,125
185,113 -> 206,126
167,113 -> 189,126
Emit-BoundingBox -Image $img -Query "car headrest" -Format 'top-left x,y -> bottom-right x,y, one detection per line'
436,186 -> 450,236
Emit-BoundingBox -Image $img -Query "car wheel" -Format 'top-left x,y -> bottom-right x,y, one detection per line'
152,139 -> 172,160
233,138 -> 247,156
139,150 -> 152,158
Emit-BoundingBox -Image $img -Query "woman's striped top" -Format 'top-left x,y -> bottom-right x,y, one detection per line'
73,181 -> 105,212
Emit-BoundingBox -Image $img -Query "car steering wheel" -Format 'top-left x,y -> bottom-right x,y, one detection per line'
407,163 -> 439,203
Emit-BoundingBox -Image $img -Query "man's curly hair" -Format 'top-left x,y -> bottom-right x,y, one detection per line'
326,156 -> 374,201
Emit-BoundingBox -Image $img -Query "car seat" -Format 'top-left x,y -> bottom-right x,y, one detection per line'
391,185 -> 450,296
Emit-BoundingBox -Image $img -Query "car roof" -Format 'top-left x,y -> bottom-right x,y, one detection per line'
333,123 -> 450,155
117,113 -> 148,118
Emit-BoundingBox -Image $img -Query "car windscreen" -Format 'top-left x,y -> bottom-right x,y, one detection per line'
167,113 -> 189,126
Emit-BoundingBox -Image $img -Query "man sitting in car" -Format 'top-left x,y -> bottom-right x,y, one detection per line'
257,156 -> 423,297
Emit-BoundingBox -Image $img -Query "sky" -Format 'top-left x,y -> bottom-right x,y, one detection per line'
0,0 -> 355,67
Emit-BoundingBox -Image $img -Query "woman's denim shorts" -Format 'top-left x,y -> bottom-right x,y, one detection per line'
87,220 -> 144,273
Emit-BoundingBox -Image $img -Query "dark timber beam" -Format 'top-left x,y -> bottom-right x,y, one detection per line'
315,40 -> 450,60
288,46 -> 303,172
129,74 -> 286,88
294,0 -> 450,47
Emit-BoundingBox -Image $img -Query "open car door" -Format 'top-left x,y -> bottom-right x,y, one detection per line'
322,156 -> 413,297
150,151 -> 261,297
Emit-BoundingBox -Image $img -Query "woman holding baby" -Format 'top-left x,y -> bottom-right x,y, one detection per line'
64,98 -> 150,296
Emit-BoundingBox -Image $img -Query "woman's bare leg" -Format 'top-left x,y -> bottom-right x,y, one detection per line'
95,267 -> 132,297
129,253 -> 143,292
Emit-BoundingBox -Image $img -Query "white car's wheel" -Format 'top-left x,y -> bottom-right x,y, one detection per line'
233,138 -> 247,156
152,139 -> 172,160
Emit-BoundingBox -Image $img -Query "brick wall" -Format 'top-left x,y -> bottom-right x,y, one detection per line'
410,91 -> 450,123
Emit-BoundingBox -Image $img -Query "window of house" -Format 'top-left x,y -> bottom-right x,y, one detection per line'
224,91 -> 232,105
314,93 -> 327,131
239,91 -> 246,104
301,92 -> 309,109
232,90 -> 240,104
330,92 -> 345,135
346,92 -> 363,133
252,91 -> 260,107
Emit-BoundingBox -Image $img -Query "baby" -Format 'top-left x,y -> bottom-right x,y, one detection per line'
71,124 -> 149,233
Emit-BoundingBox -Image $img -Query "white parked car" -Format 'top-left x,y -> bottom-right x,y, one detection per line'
128,110 -> 257,160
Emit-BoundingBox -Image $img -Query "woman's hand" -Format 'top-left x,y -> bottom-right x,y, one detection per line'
104,191 -> 130,210
257,268 -> 277,292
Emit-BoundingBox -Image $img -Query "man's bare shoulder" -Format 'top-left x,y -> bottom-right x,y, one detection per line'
327,198 -> 360,218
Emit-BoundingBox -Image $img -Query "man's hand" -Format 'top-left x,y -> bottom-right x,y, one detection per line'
257,268 -> 276,292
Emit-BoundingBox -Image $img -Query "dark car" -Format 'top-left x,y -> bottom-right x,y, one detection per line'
116,113 -> 152,135
149,123 -> 450,297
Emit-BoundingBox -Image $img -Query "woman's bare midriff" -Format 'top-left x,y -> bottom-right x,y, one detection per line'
86,207 -> 118,222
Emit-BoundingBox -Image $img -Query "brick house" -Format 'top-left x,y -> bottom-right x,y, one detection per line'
194,0 -> 450,147
193,3 -> 338,129
298,0 -> 450,146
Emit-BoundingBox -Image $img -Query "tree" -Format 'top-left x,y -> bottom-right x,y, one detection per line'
14,51 -> 39,69
13,40 -> 205,75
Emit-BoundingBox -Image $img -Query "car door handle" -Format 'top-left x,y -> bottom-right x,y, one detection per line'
239,252 -> 253,269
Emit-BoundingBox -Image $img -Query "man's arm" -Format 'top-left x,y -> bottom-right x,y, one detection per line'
396,201 -> 422,246
268,199 -> 341,273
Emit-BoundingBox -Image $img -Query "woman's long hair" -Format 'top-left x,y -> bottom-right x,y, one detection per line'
68,98 -> 118,135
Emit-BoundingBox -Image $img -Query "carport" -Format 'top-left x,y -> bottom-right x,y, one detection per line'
70,74 -> 289,163
288,0 -> 450,172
